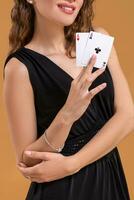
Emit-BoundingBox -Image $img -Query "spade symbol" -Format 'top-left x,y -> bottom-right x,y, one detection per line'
89,32 -> 93,39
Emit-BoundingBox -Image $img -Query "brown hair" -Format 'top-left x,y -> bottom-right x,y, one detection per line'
8,0 -> 95,58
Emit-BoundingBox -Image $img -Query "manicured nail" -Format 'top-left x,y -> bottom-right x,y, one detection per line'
17,164 -> 23,168
91,54 -> 96,60
17,163 -> 22,166
24,151 -> 32,155
102,83 -> 107,87
100,67 -> 105,70
18,162 -> 25,167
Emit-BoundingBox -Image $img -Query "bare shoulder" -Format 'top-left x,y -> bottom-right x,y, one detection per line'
3,57 -> 34,100
92,26 -> 110,35
4,57 -> 30,80
4,57 -> 33,90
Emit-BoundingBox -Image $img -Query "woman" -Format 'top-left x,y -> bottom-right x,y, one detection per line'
3,0 -> 134,199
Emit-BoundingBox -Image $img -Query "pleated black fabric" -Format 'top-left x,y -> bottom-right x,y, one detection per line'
3,46 -> 130,200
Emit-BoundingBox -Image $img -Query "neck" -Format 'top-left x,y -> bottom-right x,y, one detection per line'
31,15 -> 67,55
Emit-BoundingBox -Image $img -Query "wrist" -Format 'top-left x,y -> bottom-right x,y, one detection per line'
65,154 -> 81,174
59,106 -> 74,126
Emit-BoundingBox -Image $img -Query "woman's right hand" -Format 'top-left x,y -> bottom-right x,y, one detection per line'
62,54 -> 107,124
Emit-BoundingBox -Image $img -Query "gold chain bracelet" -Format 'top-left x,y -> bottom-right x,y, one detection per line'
43,129 -> 65,153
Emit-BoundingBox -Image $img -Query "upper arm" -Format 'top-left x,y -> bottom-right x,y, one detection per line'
93,26 -> 134,117
3,57 -> 37,163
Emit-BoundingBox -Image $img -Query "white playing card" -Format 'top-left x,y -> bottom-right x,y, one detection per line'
76,32 -> 90,66
80,31 -> 114,68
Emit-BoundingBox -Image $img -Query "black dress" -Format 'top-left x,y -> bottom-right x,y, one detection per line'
3,46 -> 131,200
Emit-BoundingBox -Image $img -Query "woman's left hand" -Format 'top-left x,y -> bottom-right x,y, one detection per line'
17,151 -> 80,183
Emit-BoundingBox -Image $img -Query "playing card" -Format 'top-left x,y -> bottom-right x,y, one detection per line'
80,31 -> 114,68
76,32 -> 90,66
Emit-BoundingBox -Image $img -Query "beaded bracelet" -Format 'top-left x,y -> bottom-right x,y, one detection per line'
43,129 -> 65,153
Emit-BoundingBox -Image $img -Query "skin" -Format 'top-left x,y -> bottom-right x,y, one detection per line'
3,0 -> 134,183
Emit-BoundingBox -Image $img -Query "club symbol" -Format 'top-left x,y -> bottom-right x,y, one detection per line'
95,47 -> 101,54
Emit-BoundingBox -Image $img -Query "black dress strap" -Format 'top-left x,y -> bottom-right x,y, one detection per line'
3,48 -> 37,95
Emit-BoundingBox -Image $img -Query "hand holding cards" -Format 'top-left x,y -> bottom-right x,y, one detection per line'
76,31 -> 114,68
62,54 -> 107,123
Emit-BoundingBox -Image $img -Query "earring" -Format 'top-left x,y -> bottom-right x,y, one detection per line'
28,0 -> 33,4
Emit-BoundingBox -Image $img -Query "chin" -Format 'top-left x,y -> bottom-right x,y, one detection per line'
62,21 -> 75,26
55,17 -> 76,27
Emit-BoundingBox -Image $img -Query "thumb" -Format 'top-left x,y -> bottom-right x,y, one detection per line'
24,151 -> 56,160
16,162 -> 27,168
18,162 -> 27,167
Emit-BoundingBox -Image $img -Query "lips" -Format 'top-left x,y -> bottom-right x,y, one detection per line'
57,2 -> 76,11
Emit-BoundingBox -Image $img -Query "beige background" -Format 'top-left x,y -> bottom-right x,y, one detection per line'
0,0 -> 134,199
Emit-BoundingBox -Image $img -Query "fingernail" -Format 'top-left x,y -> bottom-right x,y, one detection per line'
19,162 -> 24,166
25,151 -> 32,155
17,164 -> 22,168
100,66 -> 105,70
92,54 -> 96,59
20,162 -> 26,167
102,83 -> 107,87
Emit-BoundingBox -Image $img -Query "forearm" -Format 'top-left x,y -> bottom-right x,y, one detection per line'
74,112 -> 134,170
22,107 -> 74,166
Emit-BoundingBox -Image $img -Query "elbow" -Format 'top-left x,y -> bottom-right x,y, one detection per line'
130,113 -> 134,132
20,147 -> 42,167
128,106 -> 134,132
15,146 -> 32,167
20,147 -> 33,167
16,149 -> 27,165
124,112 -> 134,135
116,109 -> 134,136
15,150 -> 26,167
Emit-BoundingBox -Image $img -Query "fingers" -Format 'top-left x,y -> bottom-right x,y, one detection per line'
24,150 -> 51,160
87,82 -> 107,99
17,161 -> 42,177
76,66 -> 86,82
17,165 -> 35,177
91,66 -> 106,81
25,175 -> 36,182
86,54 -> 97,73
25,175 -> 43,183
25,175 -> 42,183
26,175 -> 45,183
17,161 -> 47,183
81,67 -> 106,92
18,162 -> 27,167
78,54 -> 96,85
75,54 -> 96,83
82,54 -> 97,78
